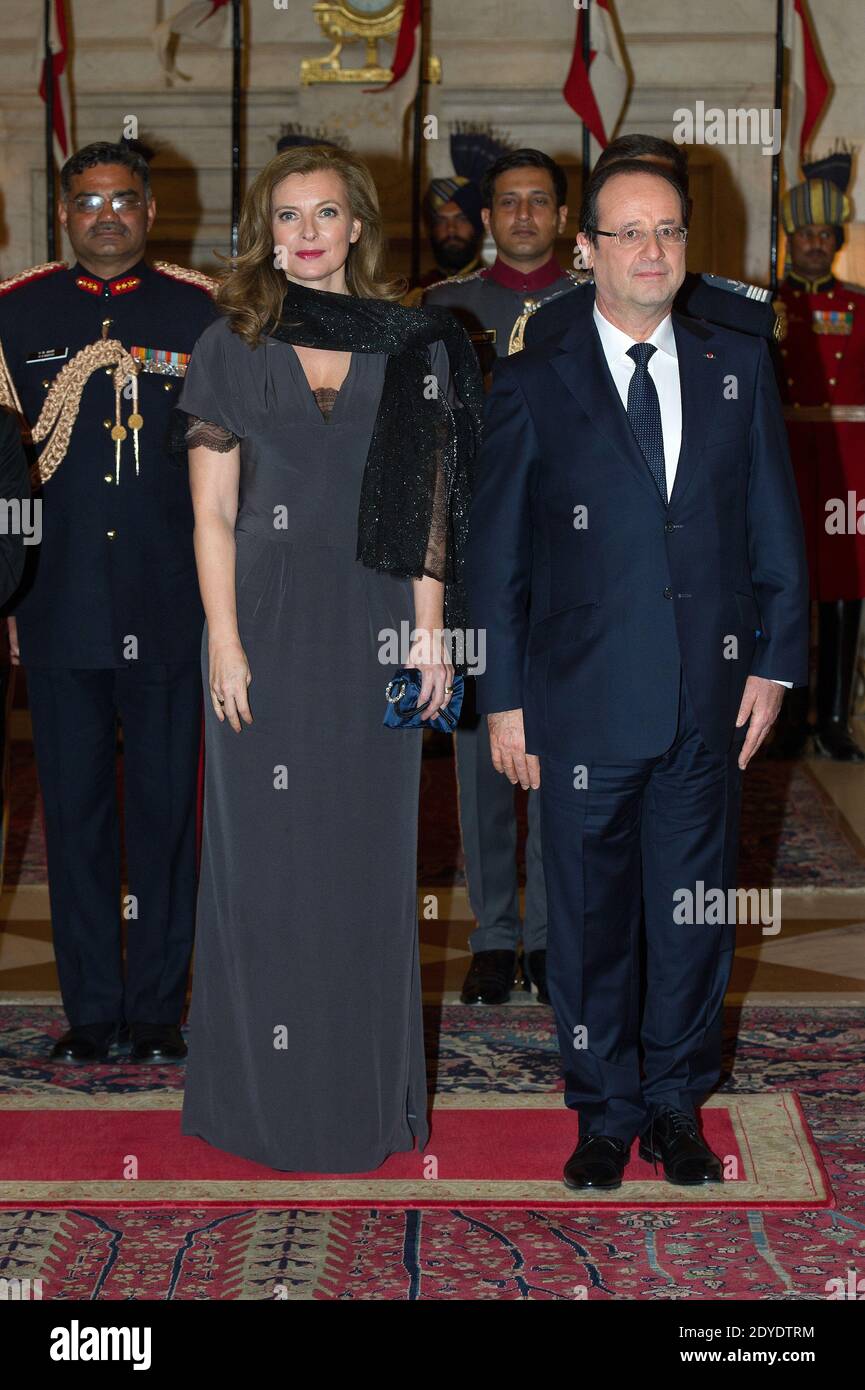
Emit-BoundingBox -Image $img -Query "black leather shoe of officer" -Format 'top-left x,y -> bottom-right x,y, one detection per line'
460,950 -> 517,1005
49,1022 -> 118,1064
129,1023 -> 187,1062
813,721 -> 865,762
639,1107 -> 723,1185
525,949 -> 550,1004
563,1135 -> 629,1190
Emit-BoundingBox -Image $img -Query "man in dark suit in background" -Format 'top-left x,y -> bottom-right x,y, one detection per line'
466,160 -> 808,1189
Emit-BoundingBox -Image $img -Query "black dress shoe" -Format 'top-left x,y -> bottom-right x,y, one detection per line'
524,949 -> 550,1004
49,1023 -> 118,1064
813,721 -> 865,762
639,1107 -> 723,1185
563,1135 -> 629,1190
460,950 -> 517,1005
128,1023 -> 187,1062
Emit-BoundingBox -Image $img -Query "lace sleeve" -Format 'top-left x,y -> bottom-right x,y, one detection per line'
185,415 -> 240,453
422,414 -> 449,582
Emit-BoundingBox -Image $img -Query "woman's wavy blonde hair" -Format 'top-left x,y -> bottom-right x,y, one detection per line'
216,146 -> 405,345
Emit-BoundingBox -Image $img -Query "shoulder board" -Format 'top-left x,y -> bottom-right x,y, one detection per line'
701,273 -> 772,304
562,270 -> 592,289
438,267 -> 487,288
0,260 -> 67,298
838,280 -> 865,297
152,260 -> 218,296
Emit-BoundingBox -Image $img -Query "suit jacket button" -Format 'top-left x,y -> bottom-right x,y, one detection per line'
664,521 -> 674,532
663,586 -> 673,599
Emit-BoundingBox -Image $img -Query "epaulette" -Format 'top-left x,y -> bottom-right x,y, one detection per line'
153,260 -> 218,296
0,260 -> 67,298
434,267 -> 487,289
559,270 -> 592,292
701,273 -> 772,304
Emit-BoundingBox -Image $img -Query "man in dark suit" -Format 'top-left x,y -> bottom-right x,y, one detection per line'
466,160 -> 809,1189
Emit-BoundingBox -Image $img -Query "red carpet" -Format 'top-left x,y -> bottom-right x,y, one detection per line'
0,1093 -> 830,1209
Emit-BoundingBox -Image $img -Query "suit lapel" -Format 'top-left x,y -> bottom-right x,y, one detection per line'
667,314 -> 716,508
551,316 -> 666,507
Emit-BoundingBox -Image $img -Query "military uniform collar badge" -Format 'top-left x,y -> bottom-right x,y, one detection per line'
72,262 -> 146,296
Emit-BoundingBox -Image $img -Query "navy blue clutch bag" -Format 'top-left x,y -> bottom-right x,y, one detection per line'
383,667 -> 464,733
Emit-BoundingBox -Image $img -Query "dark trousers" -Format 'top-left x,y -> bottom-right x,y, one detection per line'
455,715 -> 547,953
26,663 -> 202,1027
538,669 -> 746,1144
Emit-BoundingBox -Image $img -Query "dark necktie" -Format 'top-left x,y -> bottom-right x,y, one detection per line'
626,341 -> 668,504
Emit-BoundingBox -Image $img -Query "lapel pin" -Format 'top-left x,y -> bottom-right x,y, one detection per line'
705,351 -> 714,358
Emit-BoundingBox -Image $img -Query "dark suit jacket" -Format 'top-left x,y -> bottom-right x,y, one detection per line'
465,295 -> 809,761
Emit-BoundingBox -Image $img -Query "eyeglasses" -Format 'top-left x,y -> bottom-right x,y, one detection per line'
68,193 -> 144,214
592,225 -> 688,248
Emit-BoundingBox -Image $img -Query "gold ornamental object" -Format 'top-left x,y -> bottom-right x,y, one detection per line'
302,1 -> 440,85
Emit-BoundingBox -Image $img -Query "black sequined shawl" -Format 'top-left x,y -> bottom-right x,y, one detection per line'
268,279 -> 484,644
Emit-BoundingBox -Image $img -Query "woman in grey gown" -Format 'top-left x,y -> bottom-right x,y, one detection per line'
176,146 -> 480,1172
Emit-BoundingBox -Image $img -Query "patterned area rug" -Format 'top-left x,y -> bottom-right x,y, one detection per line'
418,752 -> 865,890
0,1004 -> 860,1299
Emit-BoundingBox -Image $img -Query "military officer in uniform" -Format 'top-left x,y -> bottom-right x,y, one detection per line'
524,134 -> 781,352
0,411 -> 30,891
404,127 -> 511,305
424,148 -> 578,1007
0,140 -> 218,1061
771,153 -> 865,761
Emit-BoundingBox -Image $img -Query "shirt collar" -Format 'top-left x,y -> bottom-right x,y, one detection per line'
786,269 -> 836,294
592,302 -> 677,362
485,255 -> 565,293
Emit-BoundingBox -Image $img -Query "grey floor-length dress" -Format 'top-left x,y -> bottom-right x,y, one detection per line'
176,315 -> 439,1172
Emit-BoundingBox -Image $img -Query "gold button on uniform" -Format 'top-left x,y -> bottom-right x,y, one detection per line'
835,351 -> 843,359
103,419 -> 111,429
41,378 -> 50,388
829,377 -> 837,386
106,530 -> 116,539
163,382 -> 173,392
104,474 -> 112,483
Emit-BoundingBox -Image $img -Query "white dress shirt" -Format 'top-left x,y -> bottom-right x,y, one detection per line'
591,302 -> 792,689
593,302 -> 682,501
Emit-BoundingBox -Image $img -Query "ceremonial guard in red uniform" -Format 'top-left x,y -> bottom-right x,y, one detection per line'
0,141 -> 218,1061
772,152 -> 865,760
